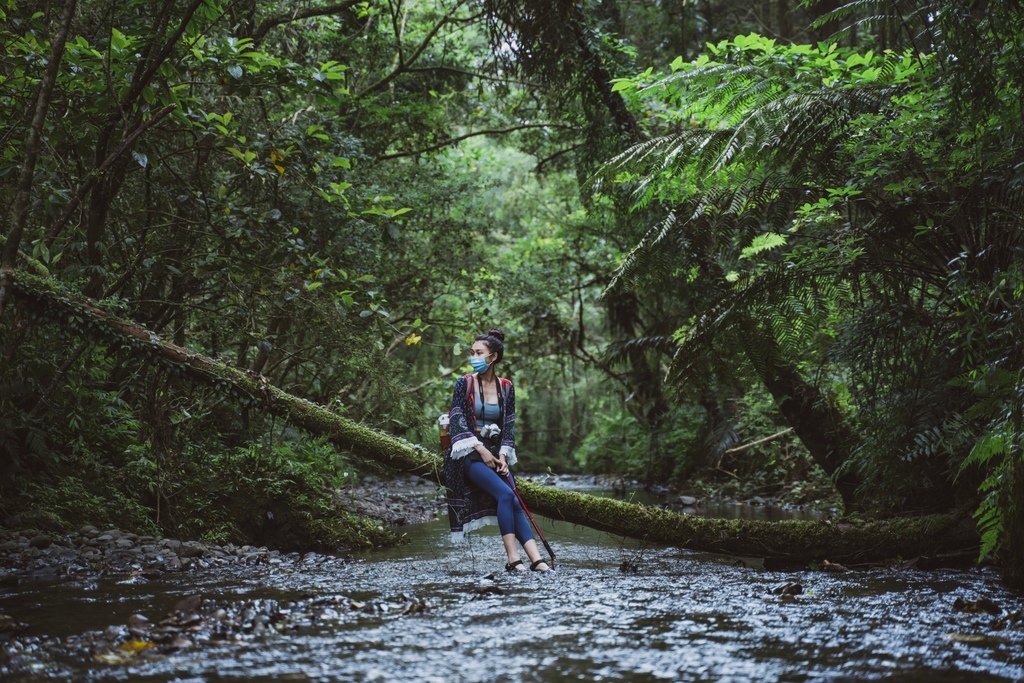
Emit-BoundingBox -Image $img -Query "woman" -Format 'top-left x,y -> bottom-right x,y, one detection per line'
442,328 -> 551,572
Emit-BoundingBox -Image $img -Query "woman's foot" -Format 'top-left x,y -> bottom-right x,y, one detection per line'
505,559 -> 527,572
530,559 -> 552,572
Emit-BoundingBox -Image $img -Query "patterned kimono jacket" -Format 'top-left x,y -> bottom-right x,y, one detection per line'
442,373 -> 518,537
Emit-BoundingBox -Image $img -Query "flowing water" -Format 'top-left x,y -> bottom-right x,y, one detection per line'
2,490 -> 1023,682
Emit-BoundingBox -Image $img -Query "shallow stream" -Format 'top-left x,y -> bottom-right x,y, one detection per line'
2,488 -> 1023,682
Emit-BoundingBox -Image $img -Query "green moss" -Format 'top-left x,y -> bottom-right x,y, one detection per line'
518,479 -> 976,563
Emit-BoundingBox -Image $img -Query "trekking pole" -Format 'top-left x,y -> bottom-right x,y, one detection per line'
504,473 -> 555,566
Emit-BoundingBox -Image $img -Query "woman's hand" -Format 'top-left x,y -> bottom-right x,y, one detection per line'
478,448 -> 499,470
495,455 -> 509,476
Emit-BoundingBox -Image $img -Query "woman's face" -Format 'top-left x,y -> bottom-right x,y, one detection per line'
470,341 -> 494,362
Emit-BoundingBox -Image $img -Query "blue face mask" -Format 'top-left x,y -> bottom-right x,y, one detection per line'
470,355 -> 491,373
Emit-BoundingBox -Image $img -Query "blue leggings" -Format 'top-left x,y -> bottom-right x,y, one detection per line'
465,460 -> 534,546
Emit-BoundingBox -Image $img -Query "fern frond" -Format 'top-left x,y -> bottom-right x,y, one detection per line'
605,335 -> 680,369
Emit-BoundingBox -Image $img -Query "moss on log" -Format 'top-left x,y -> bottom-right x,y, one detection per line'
516,480 -> 977,564
10,270 -> 979,564
11,271 -> 436,478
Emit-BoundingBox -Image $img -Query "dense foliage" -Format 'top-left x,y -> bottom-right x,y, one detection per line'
1,0 -> 1022,584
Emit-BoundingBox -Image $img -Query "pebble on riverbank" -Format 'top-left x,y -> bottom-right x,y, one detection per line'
2,590 -> 431,675
0,525 -> 302,584
0,476 -> 447,585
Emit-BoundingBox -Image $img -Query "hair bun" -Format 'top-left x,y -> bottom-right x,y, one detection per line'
486,328 -> 505,342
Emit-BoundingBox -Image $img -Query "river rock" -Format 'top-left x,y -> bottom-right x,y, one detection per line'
953,597 -> 1001,615
127,614 -> 150,638
29,565 -> 57,579
179,543 -> 206,559
678,495 -> 699,506
0,612 -> 30,634
28,535 -> 52,549
169,637 -> 193,649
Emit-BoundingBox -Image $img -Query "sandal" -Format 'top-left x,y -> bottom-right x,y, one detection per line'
505,559 -> 525,572
530,559 -> 552,572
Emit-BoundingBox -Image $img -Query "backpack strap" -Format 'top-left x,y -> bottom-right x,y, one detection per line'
463,374 -> 476,430
498,377 -> 512,399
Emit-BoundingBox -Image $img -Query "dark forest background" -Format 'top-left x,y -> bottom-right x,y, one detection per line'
2,0 -> 1022,581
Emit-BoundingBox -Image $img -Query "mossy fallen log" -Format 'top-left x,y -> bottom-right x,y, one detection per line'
10,270 -> 979,564
10,271 -> 435,478
516,480 -> 977,565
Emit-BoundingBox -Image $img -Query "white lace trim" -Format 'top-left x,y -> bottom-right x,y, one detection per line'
449,515 -> 498,541
499,445 -> 517,467
449,435 -> 482,460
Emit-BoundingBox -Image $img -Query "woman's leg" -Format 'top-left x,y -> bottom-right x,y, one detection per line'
466,461 -> 535,564
521,539 -> 550,571
465,460 -> 520,535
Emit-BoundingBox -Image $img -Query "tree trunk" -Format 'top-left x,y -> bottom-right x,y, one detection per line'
1003,452 -> 1024,589
0,0 -> 78,318
742,320 -> 863,511
8,270 -> 978,565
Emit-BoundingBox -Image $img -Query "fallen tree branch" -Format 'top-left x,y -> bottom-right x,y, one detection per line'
376,123 -> 572,160
724,427 -> 794,455
251,1 -> 364,45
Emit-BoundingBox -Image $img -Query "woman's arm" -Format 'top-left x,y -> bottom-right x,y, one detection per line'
499,379 -> 517,466
448,376 -> 484,460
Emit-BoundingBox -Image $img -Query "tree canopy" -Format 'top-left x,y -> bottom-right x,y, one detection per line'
2,0 -> 1023,585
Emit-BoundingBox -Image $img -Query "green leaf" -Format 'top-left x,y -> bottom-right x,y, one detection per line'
610,78 -> 635,93
740,233 -> 788,259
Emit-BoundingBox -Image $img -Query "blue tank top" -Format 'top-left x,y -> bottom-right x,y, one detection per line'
474,390 -> 500,427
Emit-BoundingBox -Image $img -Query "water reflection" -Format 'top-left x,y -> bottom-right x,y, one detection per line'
2,512 -> 1022,682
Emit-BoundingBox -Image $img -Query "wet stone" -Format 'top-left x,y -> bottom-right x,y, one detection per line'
29,566 -> 58,580
53,547 -> 79,561
28,535 -> 52,549
179,543 -> 205,559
